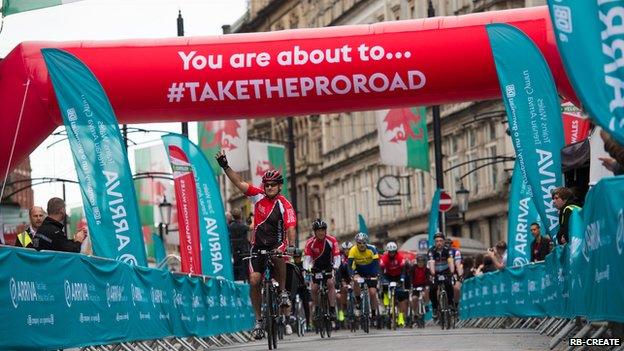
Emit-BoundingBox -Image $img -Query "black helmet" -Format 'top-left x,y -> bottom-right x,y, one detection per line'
434,232 -> 445,240
312,218 -> 328,231
262,169 -> 283,184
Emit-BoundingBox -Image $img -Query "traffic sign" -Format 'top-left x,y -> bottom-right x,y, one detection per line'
378,199 -> 402,206
439,191 -> 453,212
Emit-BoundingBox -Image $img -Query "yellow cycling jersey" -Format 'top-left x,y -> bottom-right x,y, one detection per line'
348,244 -> 379,268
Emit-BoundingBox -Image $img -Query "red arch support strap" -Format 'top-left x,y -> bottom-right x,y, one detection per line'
0,6 -> 575,176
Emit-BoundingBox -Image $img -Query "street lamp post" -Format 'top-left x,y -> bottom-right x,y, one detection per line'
158,195 -> 172,239
456,183 -> 470,221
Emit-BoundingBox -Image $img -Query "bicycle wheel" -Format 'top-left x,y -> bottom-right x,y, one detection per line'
295,298 -> 305,337
439,289 -> 447,330
323,292 -> 332,338
390,290 -> 396,330
362,290 -> 370,334
271,287 -> 279,349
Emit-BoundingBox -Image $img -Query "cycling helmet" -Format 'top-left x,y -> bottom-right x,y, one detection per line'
416,254 -> 427,262
385,242 -> 398,252
355,232 -> 369,244
292,248 -> 303,257
433,232 -> 445,240
312,218 -> 328,231
261,169 -> 283,184
444,238 -> 452,248
341,241 -> 354,251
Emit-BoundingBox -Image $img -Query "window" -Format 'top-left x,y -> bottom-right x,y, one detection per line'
466,152 -> 480,193
469,221 -> 482,242
417,172 -> 426,209
488,122 -> 498,141
362,188 -> 370,221
486,144 -> 498,189
467,128 -> 477,148
350,193 -> 357,230
447,156 -> 459,195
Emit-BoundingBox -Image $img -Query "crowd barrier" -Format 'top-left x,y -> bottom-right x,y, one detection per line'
460,176 -> 624,323
0,247 -> 254,350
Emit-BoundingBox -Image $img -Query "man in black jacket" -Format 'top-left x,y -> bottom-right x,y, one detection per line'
228,208 -> 250,281
530,223 -> 551,262
33,197 -> 86,252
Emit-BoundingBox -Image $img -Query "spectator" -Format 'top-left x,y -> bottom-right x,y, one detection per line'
552,187 -> 581,245
14,206 -> 46,248
475,254 -> 496,276
599,130 -> 624,175
485,241 -> 507,270
228,208 -> 250,281
463,256 -> 475,280
32,197 -> 86,253
225,211 -> 234,225
530,223 -> 551,262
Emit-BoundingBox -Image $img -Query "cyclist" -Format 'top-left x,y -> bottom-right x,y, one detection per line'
336,241 -> 353,323
303,219 -> 341,320
216,150 -> 296,340
286,248 -> 310,334
348,232 -> 380,321
428,233 -> 455,320
445,238 -> 463,310
410,254 -> 430,312
379,241 -> 409,327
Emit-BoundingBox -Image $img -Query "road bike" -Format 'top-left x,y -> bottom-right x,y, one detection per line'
244,250 -> 289,350
434,274 -> 452,330
312,270 -> 334,338
345,283 -> 358,332
412,286 -> 426,328
356,276 -> 377,333
293,293 -> 306,337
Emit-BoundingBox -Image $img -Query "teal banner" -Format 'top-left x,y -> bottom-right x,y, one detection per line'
487,24 -> 565,240
42,48 -> 147,266
427,188 -> 441,246
547,0 -> 624,145
0,248 -> 254,350
507,162 -> 542,267
162,134 -> 234,280
358,214 -> 369,235
461,176 -> 624,322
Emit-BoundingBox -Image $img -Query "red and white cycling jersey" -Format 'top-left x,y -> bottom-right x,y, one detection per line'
245,184 -> 297,250
304,234 -> 340,271
380,251 -> 406,277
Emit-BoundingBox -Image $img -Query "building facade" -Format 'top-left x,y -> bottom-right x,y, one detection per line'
225,0 -> 546,249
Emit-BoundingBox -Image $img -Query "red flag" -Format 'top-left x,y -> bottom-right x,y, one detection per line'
561,101 -> 591,145
167,145 -> 202,274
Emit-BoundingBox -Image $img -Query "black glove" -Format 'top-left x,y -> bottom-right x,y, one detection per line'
215,153 -> 229,169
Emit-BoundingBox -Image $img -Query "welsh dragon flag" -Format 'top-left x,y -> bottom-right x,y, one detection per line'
248,141 -> 290,199
198,119 -> 248,175
1,0 -> 84,16
376,107 -> 430,171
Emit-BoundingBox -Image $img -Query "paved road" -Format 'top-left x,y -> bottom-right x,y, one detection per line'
219,327 -> 550,351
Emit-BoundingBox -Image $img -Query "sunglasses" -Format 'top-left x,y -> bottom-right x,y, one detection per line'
264,183 -> 279,188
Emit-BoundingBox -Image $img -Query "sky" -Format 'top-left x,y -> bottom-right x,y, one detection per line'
0,0 -> 247,208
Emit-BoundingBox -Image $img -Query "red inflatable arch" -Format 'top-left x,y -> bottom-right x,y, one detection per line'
0,6 -> 574,177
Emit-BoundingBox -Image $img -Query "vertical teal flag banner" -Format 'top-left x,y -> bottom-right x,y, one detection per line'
427,188 -> 441,246
161,133 -> 233,280
547,0 -> 624,145
487,24 -> 565,240
507,162 -> 541,267
42,48 -> 147,266
358,214 -> 369,234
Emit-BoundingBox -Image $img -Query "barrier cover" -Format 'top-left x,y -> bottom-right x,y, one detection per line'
0,248 -> 254,350
460,176 -> 624,322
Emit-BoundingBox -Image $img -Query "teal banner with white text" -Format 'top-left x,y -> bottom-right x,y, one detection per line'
547,0 -> 624,145
162,134 -> 234,280
42,48 -> 147,266
0,248 -> 253,350
427,188 -> 441,246
461,176 -> 624,322
487,24 -> 565,240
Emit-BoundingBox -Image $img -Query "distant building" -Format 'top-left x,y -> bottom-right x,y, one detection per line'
224,0 -> 546,249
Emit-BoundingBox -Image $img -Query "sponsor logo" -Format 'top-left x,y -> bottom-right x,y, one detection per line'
10,278 -> 38,308
64,280 -> 90,308
595,265 -> 610,283
151,287 -> 166,307
505,84 -> 516,98
106,283 -> 126,307
552,5 -> 573,34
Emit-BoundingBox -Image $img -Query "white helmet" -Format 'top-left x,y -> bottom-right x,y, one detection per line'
385,242 -> 398,252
